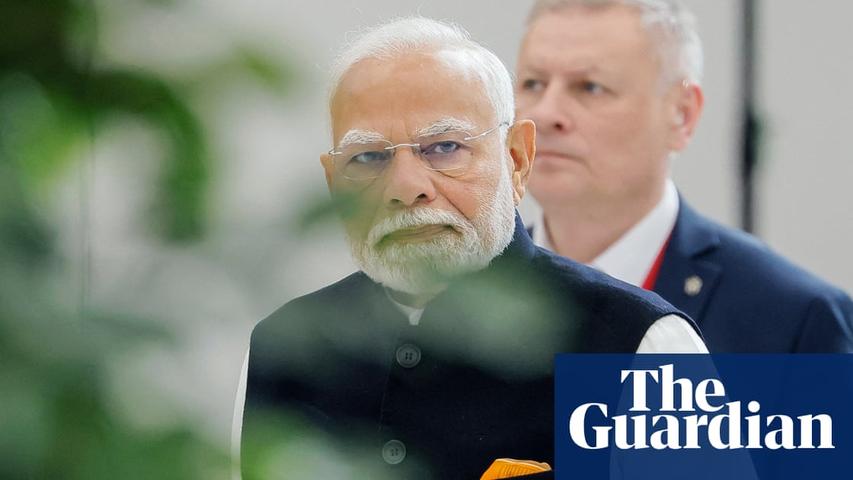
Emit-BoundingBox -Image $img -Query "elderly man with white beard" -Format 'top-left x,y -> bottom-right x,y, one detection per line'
236,17 -> 707,480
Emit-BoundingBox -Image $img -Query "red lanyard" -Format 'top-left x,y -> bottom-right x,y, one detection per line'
641,234 -> 672,291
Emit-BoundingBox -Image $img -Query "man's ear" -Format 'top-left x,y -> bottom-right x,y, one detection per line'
669,82 -> 705,151
320,153 -> 334,188
507,119 -> 536,205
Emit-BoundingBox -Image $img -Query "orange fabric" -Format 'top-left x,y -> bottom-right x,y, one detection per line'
480,458 -> 552,479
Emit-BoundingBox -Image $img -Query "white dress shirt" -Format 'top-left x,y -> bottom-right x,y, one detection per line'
533,180 -> 680,287
530,179 -> 705,354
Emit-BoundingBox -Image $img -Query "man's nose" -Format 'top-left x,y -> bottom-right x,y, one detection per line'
382,149 -> 437,208
521,83 -> 575,135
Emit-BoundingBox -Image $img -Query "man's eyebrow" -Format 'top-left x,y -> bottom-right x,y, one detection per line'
415,118 -> 477,137
519,63 -> 600,77
337,129 -> 386,149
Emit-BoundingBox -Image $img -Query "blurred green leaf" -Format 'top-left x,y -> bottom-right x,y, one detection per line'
236,46 -> 298,94
0,0 -> 295,477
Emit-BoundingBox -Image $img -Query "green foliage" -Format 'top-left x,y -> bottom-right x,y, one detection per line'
0,0 -> 293,477
1,0 -> 293,242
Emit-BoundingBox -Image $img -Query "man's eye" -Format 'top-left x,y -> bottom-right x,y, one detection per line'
422,141 -> 462,156
520,78 -> 545,92
580,81 -> 605,95
349,151 -> 389,165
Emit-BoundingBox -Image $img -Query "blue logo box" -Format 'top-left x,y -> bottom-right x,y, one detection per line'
554,355 -> 853,479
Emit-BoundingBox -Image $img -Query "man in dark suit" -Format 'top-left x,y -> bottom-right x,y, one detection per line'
516,0 -> 853,353
237,16 -> 705,480
655,200 -> 853,352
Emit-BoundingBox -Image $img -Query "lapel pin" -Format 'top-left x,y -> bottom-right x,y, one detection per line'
684,275 -> 703,297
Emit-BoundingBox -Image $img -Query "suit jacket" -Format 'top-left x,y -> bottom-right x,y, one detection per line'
242,214 -> 692,479
653,199 -> 853,353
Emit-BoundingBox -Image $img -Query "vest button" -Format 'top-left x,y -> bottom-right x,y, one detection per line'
395,344 -> 421,368
381,439 -> 407,465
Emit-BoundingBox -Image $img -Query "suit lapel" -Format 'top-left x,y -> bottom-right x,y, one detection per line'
654,200 -> 722,327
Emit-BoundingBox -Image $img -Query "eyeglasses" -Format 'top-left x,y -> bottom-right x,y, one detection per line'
328,122 -> 510,181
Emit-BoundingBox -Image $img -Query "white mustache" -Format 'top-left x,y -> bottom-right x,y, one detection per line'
367,208 -> 471,247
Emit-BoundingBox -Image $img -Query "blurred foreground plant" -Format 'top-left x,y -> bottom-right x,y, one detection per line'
1,0 -> 294,478
1,0 -> 293,242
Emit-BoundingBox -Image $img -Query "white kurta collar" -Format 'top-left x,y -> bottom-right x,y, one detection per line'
385,288 -> 425,326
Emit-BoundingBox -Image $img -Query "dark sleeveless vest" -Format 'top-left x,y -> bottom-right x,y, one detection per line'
242,214 -> 693,480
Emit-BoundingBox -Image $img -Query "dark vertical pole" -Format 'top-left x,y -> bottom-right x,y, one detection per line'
740,0 -> 759,234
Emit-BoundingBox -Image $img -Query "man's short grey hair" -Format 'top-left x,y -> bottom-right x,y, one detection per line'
528,0 -> 704,85
328,17 -> 515,130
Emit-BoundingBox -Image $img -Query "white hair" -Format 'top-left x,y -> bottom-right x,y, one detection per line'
328,17 -> 515,130
528,0 -> 704,85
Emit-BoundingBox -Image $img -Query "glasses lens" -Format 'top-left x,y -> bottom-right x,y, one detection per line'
415,132 -> 474,174
336,142 -> 393,179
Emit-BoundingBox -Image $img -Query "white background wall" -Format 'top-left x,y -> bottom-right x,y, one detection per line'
79,0 -> 853,451
759,1 -> 853,293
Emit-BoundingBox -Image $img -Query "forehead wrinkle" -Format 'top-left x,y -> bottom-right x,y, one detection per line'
338,129 -> 387,148
415,117 -> 477,138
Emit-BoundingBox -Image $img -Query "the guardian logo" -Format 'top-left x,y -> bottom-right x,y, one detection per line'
569,364 -> 834,450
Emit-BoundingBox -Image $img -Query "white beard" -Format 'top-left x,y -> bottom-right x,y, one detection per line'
348,160 -> 517,295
